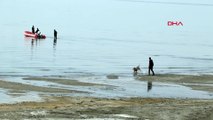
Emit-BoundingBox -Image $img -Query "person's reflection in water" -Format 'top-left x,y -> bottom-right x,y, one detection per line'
147,81 -> 152,92
54,38 -> 57,46
31,39 -> 39,47
53,38 -> 57,49
30,39 -> 35,60
31,39 -> 34,47
53,38 -> 57,58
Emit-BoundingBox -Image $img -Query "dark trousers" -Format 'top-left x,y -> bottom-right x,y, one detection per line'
148,67 -> 155,75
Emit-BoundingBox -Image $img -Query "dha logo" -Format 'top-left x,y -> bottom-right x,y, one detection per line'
168,21 -> 183,26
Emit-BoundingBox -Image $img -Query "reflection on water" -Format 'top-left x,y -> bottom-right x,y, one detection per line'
31,39 -> 39,49
147,81 -> 152,92
53,38 -> 57,47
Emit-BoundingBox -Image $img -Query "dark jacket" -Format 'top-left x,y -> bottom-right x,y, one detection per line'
149,59 -> 154,68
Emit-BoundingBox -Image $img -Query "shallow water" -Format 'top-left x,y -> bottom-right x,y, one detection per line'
0,0 -> 213,77
0,75 -> 212,103
0,89 -> 41,104
0,0 -> 213,102
75,76 -> 213,99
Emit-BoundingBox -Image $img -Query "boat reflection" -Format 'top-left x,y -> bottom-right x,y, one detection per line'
24,37 -> 45,47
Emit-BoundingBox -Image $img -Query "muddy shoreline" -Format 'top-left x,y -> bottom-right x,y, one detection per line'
0,96 -> 212,120
0,74 -> 212,119
137,74 -> 213,92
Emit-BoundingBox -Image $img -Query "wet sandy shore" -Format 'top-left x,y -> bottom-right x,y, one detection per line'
137,74 -> 213,92
0,96 -> 212,120
0,74 -> 212,120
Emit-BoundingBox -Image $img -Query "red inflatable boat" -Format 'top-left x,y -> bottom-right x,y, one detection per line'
24,31 -> 46,39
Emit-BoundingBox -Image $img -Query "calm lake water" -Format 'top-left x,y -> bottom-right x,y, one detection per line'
0,0 -> 213,77
0,0 -> 213,101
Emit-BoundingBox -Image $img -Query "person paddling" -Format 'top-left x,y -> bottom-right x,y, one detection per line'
35,28 -> 40,33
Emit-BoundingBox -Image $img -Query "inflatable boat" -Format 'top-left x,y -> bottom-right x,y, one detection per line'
24,31 -> 46,39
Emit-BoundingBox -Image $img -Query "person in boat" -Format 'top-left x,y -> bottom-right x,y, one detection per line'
35,28 -> 40,33
38,32 -> 41,36
54,29 -> 57,39
148,57 -> 155,76
37,32 -> 42,38
32,25 -> 35,34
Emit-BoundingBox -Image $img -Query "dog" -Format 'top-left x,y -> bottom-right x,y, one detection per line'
133,65 -> 141,75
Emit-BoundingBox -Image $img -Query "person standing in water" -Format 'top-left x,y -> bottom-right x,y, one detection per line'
54,29 -> 57,39
148,57 -> 155,76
